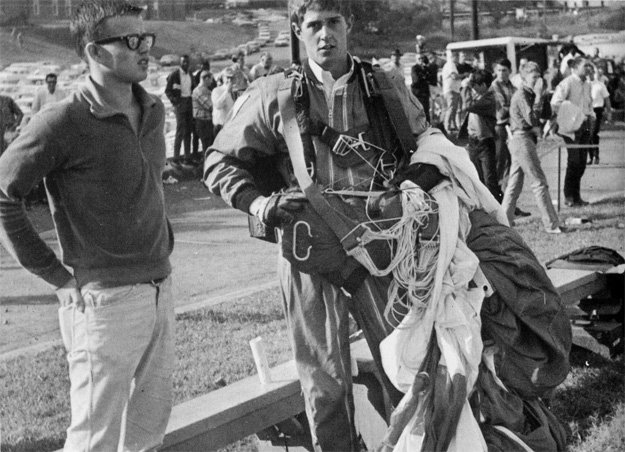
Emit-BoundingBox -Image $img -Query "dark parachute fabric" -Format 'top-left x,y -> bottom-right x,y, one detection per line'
466,209 -> 572,452
466,209 -> 572,399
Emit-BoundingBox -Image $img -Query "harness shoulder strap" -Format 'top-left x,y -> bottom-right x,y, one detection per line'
277,75 -> 363,246
359,62 -> 418,157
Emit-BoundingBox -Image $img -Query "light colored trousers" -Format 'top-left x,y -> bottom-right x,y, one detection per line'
502,133 -> 559,230
59,276 -> 175,452
443,91 -> 461,131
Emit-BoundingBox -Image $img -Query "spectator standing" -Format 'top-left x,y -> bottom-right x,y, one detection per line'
385,48 -> 405,82
551,56 -> 594,207
461,69 -> 502,202
230,51 -> 250,99
503,61 -> 562,234
411,54 -> 436,123
442,50 -> 464,132
489,59 -> 515,191
193,60 -> 217,90
544,57 -> 564,95
192,61 -> 217,161
192,69 -> 215,155
250,52 -> 275,81
166,54 -> 196,163
31,73 -> 68,114
0,94 -> 23,156
0,1 -> 175,450
457,51 -> 474,115
589,65 -> 611,164
211,67 -> 235,136
415,34 -> 427,54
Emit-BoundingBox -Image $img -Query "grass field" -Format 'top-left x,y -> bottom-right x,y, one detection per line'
1,196 -> 624,452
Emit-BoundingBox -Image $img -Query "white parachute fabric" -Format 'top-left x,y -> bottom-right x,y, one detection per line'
379,128 -> 509,451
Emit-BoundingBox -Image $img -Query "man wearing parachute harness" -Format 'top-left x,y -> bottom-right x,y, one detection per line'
204,1 -> 572,451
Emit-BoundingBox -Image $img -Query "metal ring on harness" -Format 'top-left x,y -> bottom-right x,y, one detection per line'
293,220 -> 312,262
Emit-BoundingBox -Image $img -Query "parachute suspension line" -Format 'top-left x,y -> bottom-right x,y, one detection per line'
331,184 -> 439,325
333,133 -> 394,184
384,187 -> 439,327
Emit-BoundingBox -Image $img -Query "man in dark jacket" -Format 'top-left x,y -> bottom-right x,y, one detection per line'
165,54 -> 196,163
461,69 -> 502,202
411,54 -> 436,122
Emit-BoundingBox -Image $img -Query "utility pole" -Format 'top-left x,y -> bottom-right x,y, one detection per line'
471,0 -> 479,40
450,0 -> 455,41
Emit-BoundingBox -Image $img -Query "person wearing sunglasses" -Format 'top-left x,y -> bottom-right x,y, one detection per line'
0,1 -> 175,450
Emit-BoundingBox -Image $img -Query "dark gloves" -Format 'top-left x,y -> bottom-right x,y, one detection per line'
389,163 -> 444,192
260,192 -> 308,228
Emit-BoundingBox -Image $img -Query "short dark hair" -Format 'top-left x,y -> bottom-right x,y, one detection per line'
571,56 -> 588,69
289,0 -> 351,26
45,73 -> 58,81
470,69 -> 493,87
495,58 -> 511,70
70,0 -> 144,61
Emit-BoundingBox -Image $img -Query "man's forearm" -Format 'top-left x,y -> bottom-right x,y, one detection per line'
0,198 -> 72,288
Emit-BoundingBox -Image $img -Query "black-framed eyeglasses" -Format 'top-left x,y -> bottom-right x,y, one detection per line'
94,33 -> 156,51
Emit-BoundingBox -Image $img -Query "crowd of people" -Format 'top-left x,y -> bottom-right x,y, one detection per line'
0,0 -> 621,451
399,40 -> 621,233
162,49 -> 283,165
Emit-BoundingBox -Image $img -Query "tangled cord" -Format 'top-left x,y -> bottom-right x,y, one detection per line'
341,185 -> 440,326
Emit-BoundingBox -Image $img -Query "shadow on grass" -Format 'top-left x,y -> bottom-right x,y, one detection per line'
177,305 -> 283,325
1,436 -> 64,452
553,347 -> 625,443
0,294 -> 58,306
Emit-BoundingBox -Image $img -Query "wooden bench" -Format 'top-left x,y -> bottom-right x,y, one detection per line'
54,265 -> 622,451
547,266 -> 623,358
161,360 -> 305,451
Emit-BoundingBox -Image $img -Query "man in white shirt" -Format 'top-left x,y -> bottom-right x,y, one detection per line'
442,50 -> 465,132
211,67 -> 235,136
589,65 -> 611,165
249,52 -> 275,81
551,56 -> 594,206
31,73 -> 68,114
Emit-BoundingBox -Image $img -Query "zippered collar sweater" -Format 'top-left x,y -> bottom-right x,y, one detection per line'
0,77 -> 173,289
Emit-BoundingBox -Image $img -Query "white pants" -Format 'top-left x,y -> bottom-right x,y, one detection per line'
59,276 -> 175,452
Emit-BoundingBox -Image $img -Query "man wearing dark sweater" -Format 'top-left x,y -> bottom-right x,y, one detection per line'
461,69 -> 502,202
0,1 -> 175,449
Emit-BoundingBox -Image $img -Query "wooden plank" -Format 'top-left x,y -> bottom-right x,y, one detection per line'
547,268 -> 607,305
162,361 -> 304,451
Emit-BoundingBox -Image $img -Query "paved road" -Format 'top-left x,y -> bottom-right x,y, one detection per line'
1,126 -> 623,359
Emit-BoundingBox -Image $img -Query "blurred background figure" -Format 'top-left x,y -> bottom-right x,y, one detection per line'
250,52 -> 275,81
166,54 -> 196,164
192,69 -> 215,158
211,67 -> 235,137
411,53 -> 436,123
0,94 -> 23,156
589,64 -> 612,164
230,51 -> 250,99
31,73 -> 68,114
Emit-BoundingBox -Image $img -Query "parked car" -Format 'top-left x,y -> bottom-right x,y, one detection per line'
160,54 -> 180,66
246,41 -> 260,53
274,36 -> 289,47
254,37 -> 268,47
212,48 -> 230,60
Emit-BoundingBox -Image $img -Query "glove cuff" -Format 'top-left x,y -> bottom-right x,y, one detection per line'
234,186 -> 264,214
